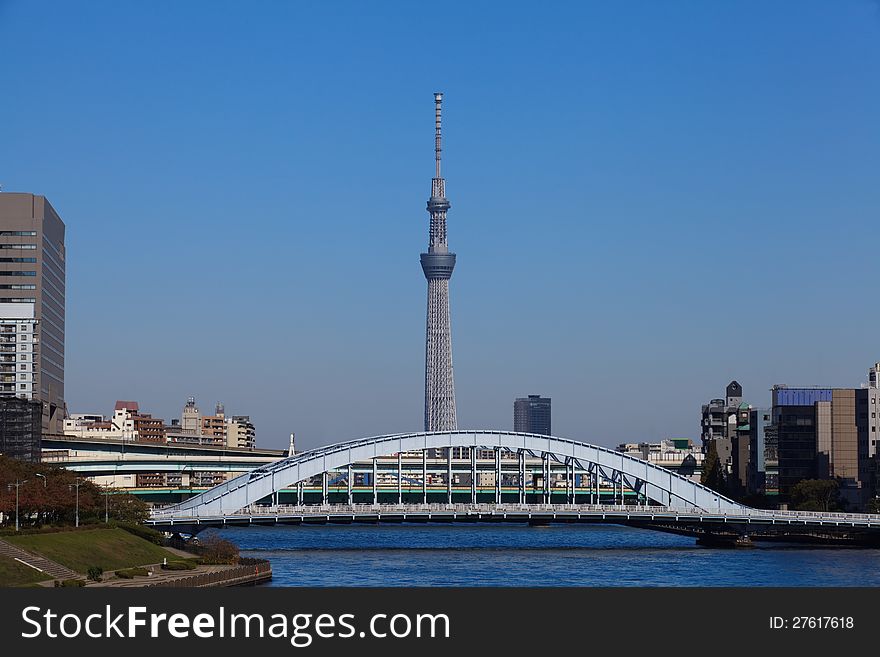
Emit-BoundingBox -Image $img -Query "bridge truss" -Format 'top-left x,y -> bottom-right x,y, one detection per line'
155,431 -> 743,517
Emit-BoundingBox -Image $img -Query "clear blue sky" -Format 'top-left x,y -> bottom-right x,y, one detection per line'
1,1 -> 878,451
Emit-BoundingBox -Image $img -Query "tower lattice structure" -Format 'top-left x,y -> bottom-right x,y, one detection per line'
420,92 -> 458,432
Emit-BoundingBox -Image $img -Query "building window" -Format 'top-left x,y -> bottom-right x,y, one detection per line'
19,365 -> 25,370
0,231 -> 36,236
19,384 -> 26,389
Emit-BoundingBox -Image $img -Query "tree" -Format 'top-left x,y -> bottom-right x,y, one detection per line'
109,494 -> 149,524
700,440 -> 728,496
1,455 -> 111,528
790,479 -> 845,512
197,532 -> 240,564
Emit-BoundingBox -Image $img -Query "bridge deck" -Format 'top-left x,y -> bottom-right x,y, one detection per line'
148,503 -> 880,538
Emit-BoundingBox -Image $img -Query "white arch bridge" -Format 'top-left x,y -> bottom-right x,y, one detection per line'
147,431 -> 880,545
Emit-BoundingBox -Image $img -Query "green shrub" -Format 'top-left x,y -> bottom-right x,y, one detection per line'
161,560 -> 196,571
115,566 -> 149,579
115,522 -> 165,545
87,566 -> 103,581
60,579 -> 85,587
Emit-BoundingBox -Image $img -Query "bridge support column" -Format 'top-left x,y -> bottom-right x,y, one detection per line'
322,471 -> 328,505
372,458 -> 377,505
347,464 -> 353,505
518,450 -> 525,504
447,448 -> 452,504
590,468 -> 595,505
544,454 -> 550,504
423,450 -> 427,504
297,482 -> 303,506
495,448 -> 501,505
568,460 -> 574,504
398,452 -> 403,505
471,448 -> 476,503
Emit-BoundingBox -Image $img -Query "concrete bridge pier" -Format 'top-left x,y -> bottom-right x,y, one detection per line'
696,533 -> 754,549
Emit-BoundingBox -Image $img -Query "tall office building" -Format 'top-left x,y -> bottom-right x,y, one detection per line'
421,93 -> 458,432
0,193 -> 65,435
772,385 -> 871,507
514,395 -> 552,435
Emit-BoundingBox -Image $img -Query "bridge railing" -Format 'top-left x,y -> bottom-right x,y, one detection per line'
149,502 -> 880,523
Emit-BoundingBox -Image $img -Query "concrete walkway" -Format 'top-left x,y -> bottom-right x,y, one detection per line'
88,563 -> 239,587
0,538 -> 80,581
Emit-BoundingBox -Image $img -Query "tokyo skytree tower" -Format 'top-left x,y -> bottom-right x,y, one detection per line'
420,92 -> 458,432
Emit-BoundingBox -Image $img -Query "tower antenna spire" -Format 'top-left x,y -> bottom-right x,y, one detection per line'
434,92 -> 443,179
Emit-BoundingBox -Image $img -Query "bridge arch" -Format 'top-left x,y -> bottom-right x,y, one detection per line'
157,431 -> 743,516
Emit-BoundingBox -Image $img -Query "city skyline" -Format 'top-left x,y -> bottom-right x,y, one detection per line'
1,2 -> 879,451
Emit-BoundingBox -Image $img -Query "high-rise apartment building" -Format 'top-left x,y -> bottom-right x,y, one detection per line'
730,401 -> 752,495
0,303 -> 38,400
747,408 -> 777,496
514,395 -> 552,435
0,193 -> 65,434
867,363 -> 880,458
226,415 -> 256,450
200,402 -> 227,446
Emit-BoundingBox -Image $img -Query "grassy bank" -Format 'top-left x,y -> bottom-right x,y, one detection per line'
0,554 -> 53,586
6,528 -> 178,574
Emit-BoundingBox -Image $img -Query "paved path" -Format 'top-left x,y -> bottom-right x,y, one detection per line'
88,563 -> 237,587
0,538 -> 81,581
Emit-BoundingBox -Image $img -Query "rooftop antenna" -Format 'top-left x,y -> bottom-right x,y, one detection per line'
288,433 -> 296,457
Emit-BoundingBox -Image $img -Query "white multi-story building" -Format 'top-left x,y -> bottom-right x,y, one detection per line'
617,439 -> 704,482
0,302 -> 38,400
63,406 -> 139,441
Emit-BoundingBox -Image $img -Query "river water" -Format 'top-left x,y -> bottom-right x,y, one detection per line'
216,524 -> 880,587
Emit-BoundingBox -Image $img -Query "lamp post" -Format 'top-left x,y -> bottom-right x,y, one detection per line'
35,473 -> 46,487
102,485 -> 111,524
7,480 -> 28,531
69,479 -> 83,528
